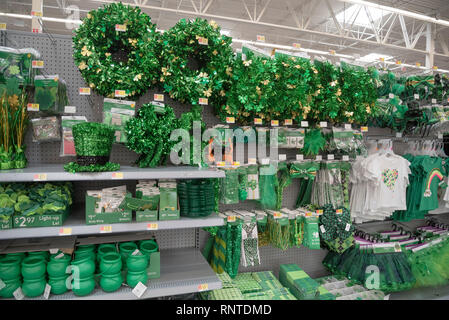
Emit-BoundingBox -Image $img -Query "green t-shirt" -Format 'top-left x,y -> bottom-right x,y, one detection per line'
419,156 -> 444,211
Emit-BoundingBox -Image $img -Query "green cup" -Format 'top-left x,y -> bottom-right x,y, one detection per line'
47,254 -> 71,278
22,276 -> 46,297
48,275 -> 69,295
126,270 -> 148,288
99,253 -> 122,275
126,253 -> 148,272
21,256 -> 46,279
100,272 -> 123,292
139,240 -> 158,261
119,242 -> 138,267
70,256 -> 95,278
72,275 -> 96,297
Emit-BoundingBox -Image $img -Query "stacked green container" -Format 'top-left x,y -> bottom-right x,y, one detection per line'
99,252 -> 122,292
70,253 -> 96,297
47,252 -> 71,295
0,255 -> 22,298
21,256 -> 47,297
125,247 -> 148,288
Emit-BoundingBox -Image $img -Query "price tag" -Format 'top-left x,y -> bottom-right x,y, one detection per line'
79,87 -> 91,95
154,94 -> 164,102
132,282 -> 147,298
32,60 -> 44,68
273,212 -> 282,218
438,133 -> 443,139
316,155 -> 322,161
248,158 -> 257,165
44,284 -> 51,300
389,93 -> 394,99
319,121 -> 327,128
261,158 -> 270,165
147,223 -> 158,230
379,57 -> 385,62
279,154 -> 286,161
316,209 -> 323,215
342,155 -> 349,161
305,212 -> 313,217
345,223 -> 351,232
27,103 -> 39,112
327,154 -> 334,160
132,249 -> 141,256
293,43 -> 301,49
232,161 -> 240,167
396,132 -> 402,138
433,66 -> 438,70
432,99 -> 437,104
284,119 -> 293,126
414,94 -> 419,99
198,37 -> 208,45
64,106 -> 76,114
100,225 -> 112,233
0,23 -> 6,30
199,98 -> 208,105
198,283 -> 209,292
33,173 -> 47,181
361,126 -> 368,132
415,62 -> 421,67
320,225 -> 326,233
111,172 -> 123,180
59,228 -> 72,236
395,60 -> 402,65
254,118 -> 262,125
49,248 -> 59,254
296,154 -> 304,161
216,161 -> 225,167
257,35 -> 265,42
31,11 -> 43,17
336,209 -> 343,214
329,50 -> 336,55
115,24 -> 127,32
0,279 -> 5,290
301,121 -> 309,127
271,120 -> 279,127
344,123 -> 351,130
226,117 -> 235,124
13,287 -> 24,300
227,216 -> 236,223
114,90 -> 127,98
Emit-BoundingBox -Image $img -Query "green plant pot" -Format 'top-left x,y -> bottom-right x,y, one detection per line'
126,270 -> 148,288
22,276 -> 46,297
119,242 -> 138,267
96,244 -> 118,263
100,272 -> 123,292
0,277 -> 21,298
70,256 -> 95,278
47,254 -> 71,278
48,275 -> 68,295
100,253 -> 122,275
126,254 -> 148,272
0,256 -> 21,280
139,240 -> 158,261
28,251 -> 50,262
72,275 -> 96,297
21,256 -> 46,279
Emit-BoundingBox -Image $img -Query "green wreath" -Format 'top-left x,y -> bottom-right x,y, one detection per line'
73,2 -> 160,98
159,18 -> 234,107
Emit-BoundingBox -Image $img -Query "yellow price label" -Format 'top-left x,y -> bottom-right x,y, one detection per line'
100,225 -> 112,233
147,223 -> 158,230
361,126 -> 368,132
227,216 -> 236,222
226,117 -> 235,124
198,284 -> 209,291
112,172 -> 123,179
31,11 -> 43,17
254,118 -> 262,125
115,24 -> 127,32
336,209 -> 343,214
199,98 -> 208,105
154,94 -> 164,102
0,23 -> 6,30
379,57 -> 385,62
79,87 -> 91,95
198,37 -> 208,45
329,50 -> 336,55
271,120 -> 279,127
59,228 -> 72,236
305,212 -> 313,217
33,173 -> 47,181
232,161 -> 240,167
316,209 -> 323,215
284,119 -> 293,126
216,161 -> 226,167
114,90 -> 126,97
415,62 -> 421,67
293,43 -> 301,49
433,66 -> 438,70
32,60 -> 44,68
27,103 -> 39,111
273,212 -> 282,218
257,35 -> 265,42
395,60 -> 402,65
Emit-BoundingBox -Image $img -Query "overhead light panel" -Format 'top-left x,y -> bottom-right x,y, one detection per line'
336,4 -> 389,28
358,53 -> 393,62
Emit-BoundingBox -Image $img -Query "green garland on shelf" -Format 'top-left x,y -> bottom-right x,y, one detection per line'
73,2 -> 160,98
64,162 -> 120,173
159,18 -> 234,107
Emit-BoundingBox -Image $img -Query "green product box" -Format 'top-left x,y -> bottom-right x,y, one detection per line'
85,193 -> 132,225
0,47 -> 37,85
147,250 -> 160,279
0,216 -> 12,230
13,209 -> 69,228
136,209 -> 158,222
159,185 -> 179,221
103,98 -> 136,144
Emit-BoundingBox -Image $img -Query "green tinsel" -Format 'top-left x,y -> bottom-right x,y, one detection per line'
64,162 -> 120,173
72,122 -> 115,157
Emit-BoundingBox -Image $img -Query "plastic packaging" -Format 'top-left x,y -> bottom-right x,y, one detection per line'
34,75 -> 68,113
0,46 -> 40,85
31,116 -> 61,143
103,98 -> 135,144
60,116 -> 87,156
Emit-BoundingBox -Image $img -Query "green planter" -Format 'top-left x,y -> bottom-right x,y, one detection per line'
47,254 -> 71,277
99,253 -> 122,275
126,253 -> 148,272
28,251 -> 50,262
139,240 -> 158,261
21,257 -> 46,279
0,256 -> 21,280
22,276 -> 46,297
96,244 -> 117,263
70,256 -> 95,278
100,272 -> 123,292
0,277 -> 21,298
119,242 -> 137,267
126,270 -> 148,288
48,275 -> 68,295
72,275 -> 96,297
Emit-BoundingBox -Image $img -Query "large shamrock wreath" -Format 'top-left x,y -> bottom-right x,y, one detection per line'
73,2 -> 160,98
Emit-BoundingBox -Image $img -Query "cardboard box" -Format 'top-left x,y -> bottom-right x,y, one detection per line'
85,193 -> 132,225
159,183 -> 179,221
135,209 -> 158,222
147,249 -> 160,279
13,209 -> 69,228
0,216 -> 12,230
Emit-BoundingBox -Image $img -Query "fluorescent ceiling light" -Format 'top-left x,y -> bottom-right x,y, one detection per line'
0,12 -> 81,25
358,53 -> 393,62
336,4 -> 389,28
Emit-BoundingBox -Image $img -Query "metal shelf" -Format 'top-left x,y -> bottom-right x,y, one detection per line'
0,164 -> 225,182
0,206 -> 224,240
390,284 -> 449,300
9,248 -> 222,300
